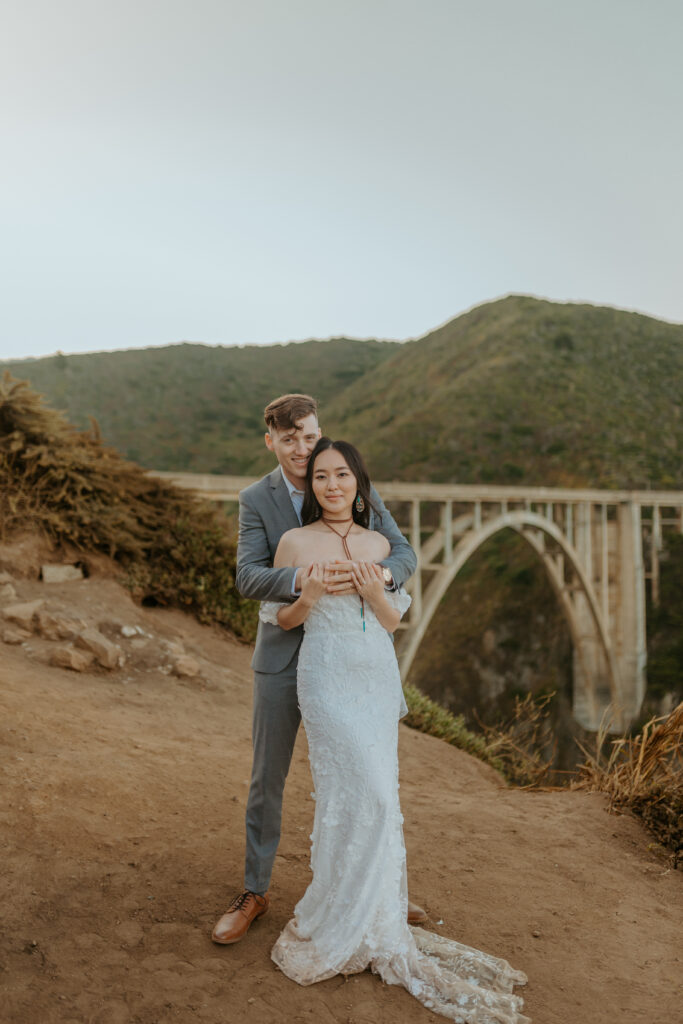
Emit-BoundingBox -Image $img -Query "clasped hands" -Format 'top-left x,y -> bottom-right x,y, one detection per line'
297,559 -> 386,604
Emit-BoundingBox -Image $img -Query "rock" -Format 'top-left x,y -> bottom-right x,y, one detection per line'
162,640 -> 185,656
0,582 -> 18,603
120,624 -> 146,638
75,628 -> 125,670
171,654 -> 200,678
1,599 -> 44,631
35,610 -> 83,641
41,563 -> 84,583
50,646 -> 96,672
0,570 -> 14,584
1,624 -> 32,645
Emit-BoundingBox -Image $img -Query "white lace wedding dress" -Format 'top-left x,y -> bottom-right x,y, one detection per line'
259,592 -> 530,1024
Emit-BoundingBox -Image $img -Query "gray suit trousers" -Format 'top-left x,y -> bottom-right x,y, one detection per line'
244,652 -> 301,893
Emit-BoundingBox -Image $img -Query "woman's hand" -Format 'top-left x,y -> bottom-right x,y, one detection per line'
300,562 -> 327,606
276,563 -> 327,630
350,561 -> 385,606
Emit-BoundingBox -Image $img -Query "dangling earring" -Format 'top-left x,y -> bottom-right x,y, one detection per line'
355,493 -> 365,513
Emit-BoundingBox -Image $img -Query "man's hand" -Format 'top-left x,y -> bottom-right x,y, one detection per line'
324,560 -> 357,594
324,560 -> 389,595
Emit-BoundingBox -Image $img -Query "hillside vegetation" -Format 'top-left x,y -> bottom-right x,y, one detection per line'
0,374 -> 256,638
1,338 -> 398,473
5,296 -> 682,489
320,296 -> 683,488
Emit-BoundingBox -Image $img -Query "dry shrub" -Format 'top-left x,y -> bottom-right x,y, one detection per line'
402,684 -> 560,786
0,373 -> 257,639
474,691 -> 557,788
573,703 -> 683,866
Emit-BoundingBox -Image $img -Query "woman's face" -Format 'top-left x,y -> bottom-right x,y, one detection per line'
311,447 -> 358,518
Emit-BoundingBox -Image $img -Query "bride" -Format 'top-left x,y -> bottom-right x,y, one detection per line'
259,438 -> 530,1024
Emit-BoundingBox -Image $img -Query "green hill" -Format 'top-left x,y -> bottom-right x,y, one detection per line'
1,338 -> 399,473
317,295 -> 683,489
5,296 -> 682,489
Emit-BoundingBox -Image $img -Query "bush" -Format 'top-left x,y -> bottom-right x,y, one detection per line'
573,704 -> 683,866
0,373 -> 257,639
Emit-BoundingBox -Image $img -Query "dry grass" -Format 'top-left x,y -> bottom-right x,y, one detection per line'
0,373 -> 257,638
474,691 -> 557,788
572,703 -> 683,866
402,684 -> 559,787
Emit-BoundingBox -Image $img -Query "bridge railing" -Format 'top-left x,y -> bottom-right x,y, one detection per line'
148,470 -> 683,608
148,471 -> 683,508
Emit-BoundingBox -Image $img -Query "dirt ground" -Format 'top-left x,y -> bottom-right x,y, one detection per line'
1,553 -> 681,1024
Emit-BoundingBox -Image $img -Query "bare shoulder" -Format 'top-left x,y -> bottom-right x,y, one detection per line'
358,528 -> 391,560
274,527 -> 308,566
279,527 -> 308,545
372,530 -> 391,558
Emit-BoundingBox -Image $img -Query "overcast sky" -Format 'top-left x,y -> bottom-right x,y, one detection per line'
1,0 -> 682,360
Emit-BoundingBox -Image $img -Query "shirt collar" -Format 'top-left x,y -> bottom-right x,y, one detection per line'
280,465 -> 305,496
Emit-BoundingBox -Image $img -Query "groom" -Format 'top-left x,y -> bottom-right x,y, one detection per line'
212,393 -> 425,944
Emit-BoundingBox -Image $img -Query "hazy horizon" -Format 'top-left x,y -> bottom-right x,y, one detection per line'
3,291 -> 683,364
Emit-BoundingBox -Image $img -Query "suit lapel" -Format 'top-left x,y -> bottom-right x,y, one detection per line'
269,467 -> 301,531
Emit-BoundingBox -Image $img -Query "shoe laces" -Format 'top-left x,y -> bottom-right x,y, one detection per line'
229,890 -> 263,912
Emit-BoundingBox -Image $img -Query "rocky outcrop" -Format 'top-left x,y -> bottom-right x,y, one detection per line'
50,646 -> 96,672
35,610 -> 84,641
75,629 -> 125,670
2,599 -> 44,631
41,564 -> 84,583
0,570 -> 207,682
0,570 -> 18,603
1,624 -> 32,645
171,654 -> 200,678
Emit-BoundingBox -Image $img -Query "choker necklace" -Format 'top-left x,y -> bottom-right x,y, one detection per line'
320,515 -> 365,632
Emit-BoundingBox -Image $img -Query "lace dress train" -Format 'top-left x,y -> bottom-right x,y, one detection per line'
259,593 -> 530,1024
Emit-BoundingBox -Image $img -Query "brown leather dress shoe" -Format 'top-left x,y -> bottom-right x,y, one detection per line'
211,890 -> 270,945
407,899 -> 428,925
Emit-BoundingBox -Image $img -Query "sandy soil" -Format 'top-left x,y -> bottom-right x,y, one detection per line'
1,561 -> 681,1024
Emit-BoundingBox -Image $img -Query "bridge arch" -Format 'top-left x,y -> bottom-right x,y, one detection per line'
397,510 -> 621,720
150,472 -> 683,730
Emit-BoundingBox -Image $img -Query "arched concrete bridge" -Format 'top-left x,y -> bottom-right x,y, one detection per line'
151,472 -> 683,732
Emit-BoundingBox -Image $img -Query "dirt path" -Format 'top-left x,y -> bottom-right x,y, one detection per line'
1,571 -> 680,1024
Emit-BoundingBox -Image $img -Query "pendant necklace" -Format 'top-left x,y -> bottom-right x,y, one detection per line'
321,515 -> 365,631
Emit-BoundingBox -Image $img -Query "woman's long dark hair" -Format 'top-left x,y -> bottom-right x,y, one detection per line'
302,438 -> 380,528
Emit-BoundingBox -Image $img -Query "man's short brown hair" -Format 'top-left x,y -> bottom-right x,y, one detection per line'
264,394 -> 318,433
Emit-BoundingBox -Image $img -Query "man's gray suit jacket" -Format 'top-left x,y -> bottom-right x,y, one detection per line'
236,467 -> 417,675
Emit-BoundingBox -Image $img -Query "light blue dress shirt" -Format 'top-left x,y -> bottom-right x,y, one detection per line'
280,467 -> 304,593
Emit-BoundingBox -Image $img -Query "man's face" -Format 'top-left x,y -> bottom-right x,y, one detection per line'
265,413 -> 321,486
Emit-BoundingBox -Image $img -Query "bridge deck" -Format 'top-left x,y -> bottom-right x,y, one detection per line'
148,471 -> 683,507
